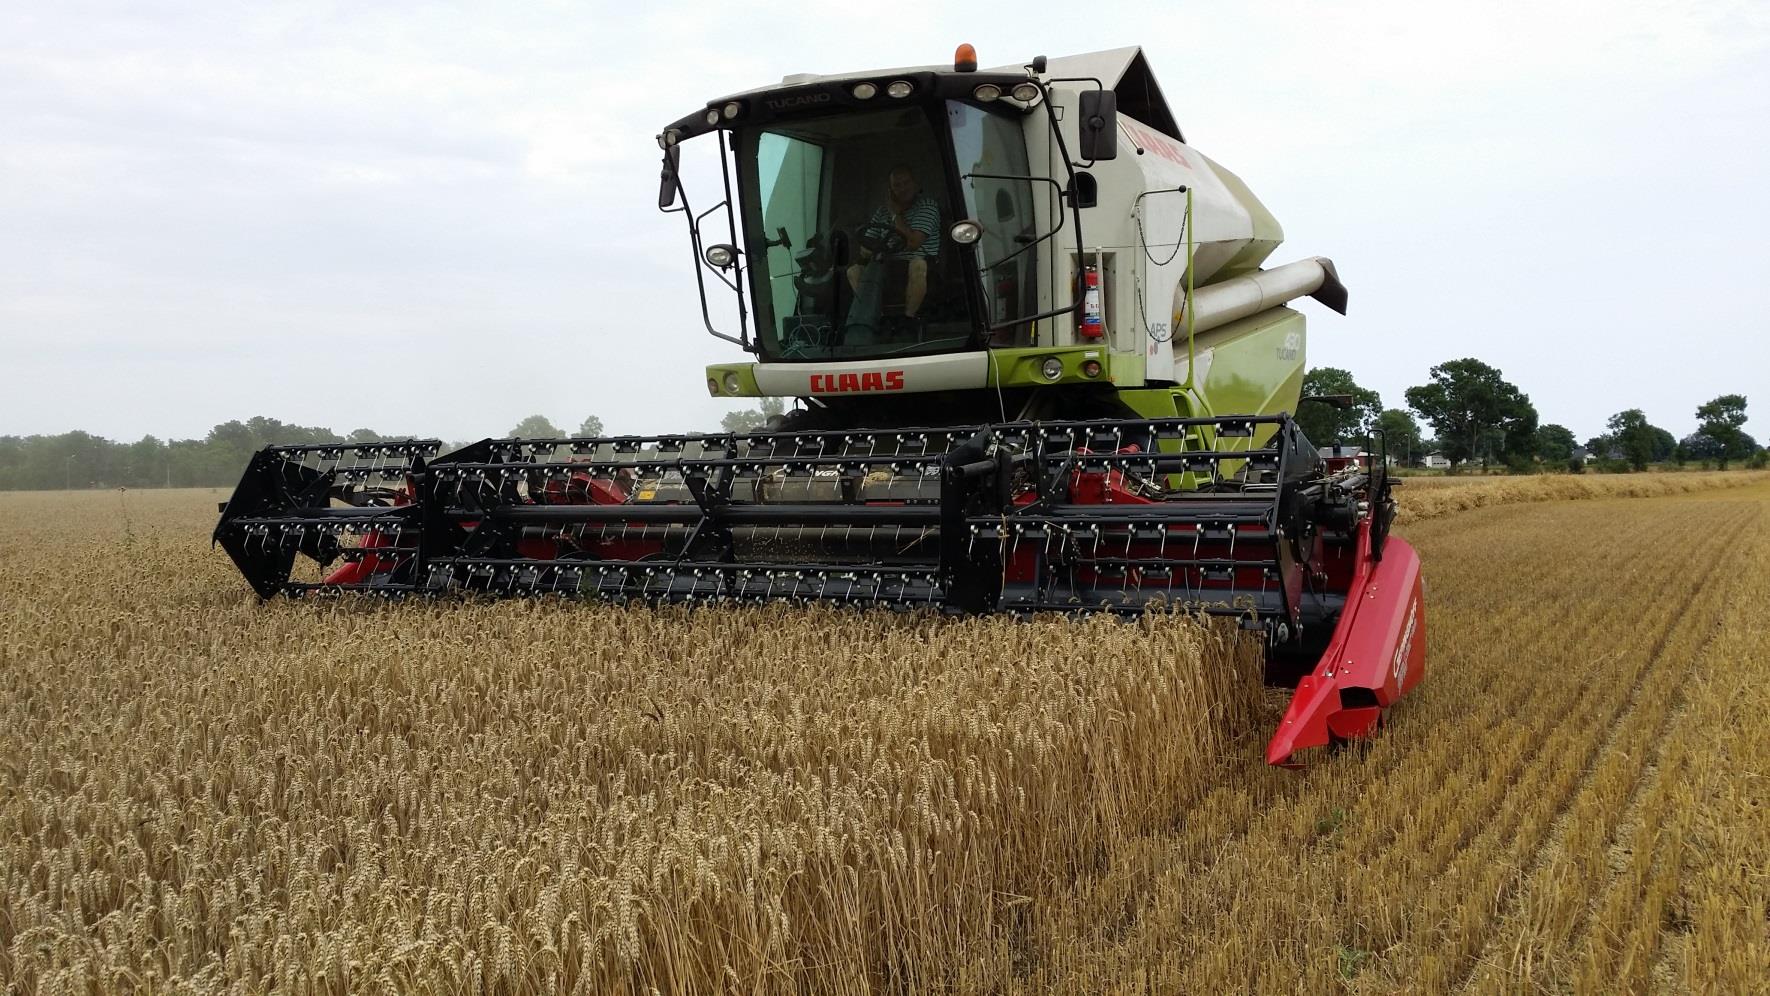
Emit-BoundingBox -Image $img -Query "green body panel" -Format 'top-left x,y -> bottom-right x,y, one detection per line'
985,345 -> 1126,388
1105,302 -> 1300,486
707,309 -> 1306,438
1189,307 -> 1306,421
1115,308 -> 1306,423
1115,388 -> 1190,418
1188,307 -> 1307,472
706,343 -> 1148,399
705,362 -> 761,399
1118,307 -> 1306,483
1112,388 -> 1197,485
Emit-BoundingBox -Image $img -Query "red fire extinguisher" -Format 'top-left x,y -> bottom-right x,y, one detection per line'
1080,262 -> 1104,339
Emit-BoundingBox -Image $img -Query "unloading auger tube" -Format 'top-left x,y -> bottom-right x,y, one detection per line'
214,415 -> 1426,765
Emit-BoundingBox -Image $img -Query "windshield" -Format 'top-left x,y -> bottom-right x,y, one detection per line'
736,103 -> 1039,362
947,100 -> 1042,347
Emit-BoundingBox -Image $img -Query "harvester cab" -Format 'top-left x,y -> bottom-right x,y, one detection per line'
662,45 -> 1347,431
214,45 -> 1424,766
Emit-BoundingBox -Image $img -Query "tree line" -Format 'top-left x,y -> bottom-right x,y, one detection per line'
1,414 -> 609,491
3,370 -> 1759,490
1296,359 -> 1761,472
1,406 -> 787,490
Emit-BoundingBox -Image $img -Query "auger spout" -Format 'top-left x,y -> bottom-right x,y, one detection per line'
1182,257 -> 1348,336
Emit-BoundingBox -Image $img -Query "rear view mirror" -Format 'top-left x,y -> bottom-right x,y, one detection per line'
1078,90 -> 1118,162
658,145 -> 681,210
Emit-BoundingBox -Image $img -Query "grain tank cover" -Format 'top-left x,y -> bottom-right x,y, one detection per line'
990,47 -> 1183,142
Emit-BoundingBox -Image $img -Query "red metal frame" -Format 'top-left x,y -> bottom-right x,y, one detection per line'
316,451 -> 1424,768
1005,453 -> 1286,598
1266,519 -> 1425,766
1062,456 -> 1425,766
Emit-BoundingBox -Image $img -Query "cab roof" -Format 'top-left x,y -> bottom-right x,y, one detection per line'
709,46 -> 1184,143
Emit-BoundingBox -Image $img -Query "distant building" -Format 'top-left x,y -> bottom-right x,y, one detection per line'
1422,452 -> 1452,470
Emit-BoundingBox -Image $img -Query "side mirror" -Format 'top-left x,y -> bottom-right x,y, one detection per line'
1077,90 -> 1118,162
658,145 -> 681,210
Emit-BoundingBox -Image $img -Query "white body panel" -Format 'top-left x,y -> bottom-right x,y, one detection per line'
1026,80 -> 1286,386
752,350 -> 990,398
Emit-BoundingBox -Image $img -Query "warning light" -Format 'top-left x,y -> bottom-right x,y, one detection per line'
954,43 -> 978,73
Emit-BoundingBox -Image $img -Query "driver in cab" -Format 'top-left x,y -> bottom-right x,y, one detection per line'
845,165 -> 940,333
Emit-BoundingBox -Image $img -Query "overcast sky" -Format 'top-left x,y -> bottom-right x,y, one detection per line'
3,0 -> 1766,445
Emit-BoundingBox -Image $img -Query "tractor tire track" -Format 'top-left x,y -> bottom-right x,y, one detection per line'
1333,500 -> 1751,992
1024,495 -> 1745,993
1444,499 -> 1760,993
1027,504 -> 1645,977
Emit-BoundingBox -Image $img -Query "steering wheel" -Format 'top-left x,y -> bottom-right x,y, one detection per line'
854,219 -> 903,256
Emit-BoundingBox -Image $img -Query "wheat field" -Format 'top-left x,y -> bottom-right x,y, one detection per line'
3,477 -> 1767,993
1392,469 -> 1770,522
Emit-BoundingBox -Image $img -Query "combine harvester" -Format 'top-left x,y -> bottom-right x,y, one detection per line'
215,46 -> 1424,764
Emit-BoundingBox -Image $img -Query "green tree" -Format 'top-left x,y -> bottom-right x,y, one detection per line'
127,435 -> 168,488
1694,394 -> 1751,469
577,415 -> 607,438
1605,409 -> 1658,471
1533,424 -> 1577,464
1649,426 -> 1677,464
237,416 -> 341,447
1683,428 -> 1758,465
1680,431 -> 1723,464
1404,359 -> 1537,471
1294,367 -> 1382,445
1374,409 -> 1422,465
508,414 -> 563,438
720,397 -> 785,434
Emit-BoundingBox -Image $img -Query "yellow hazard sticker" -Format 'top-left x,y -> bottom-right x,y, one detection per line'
637,489 -> 656,500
